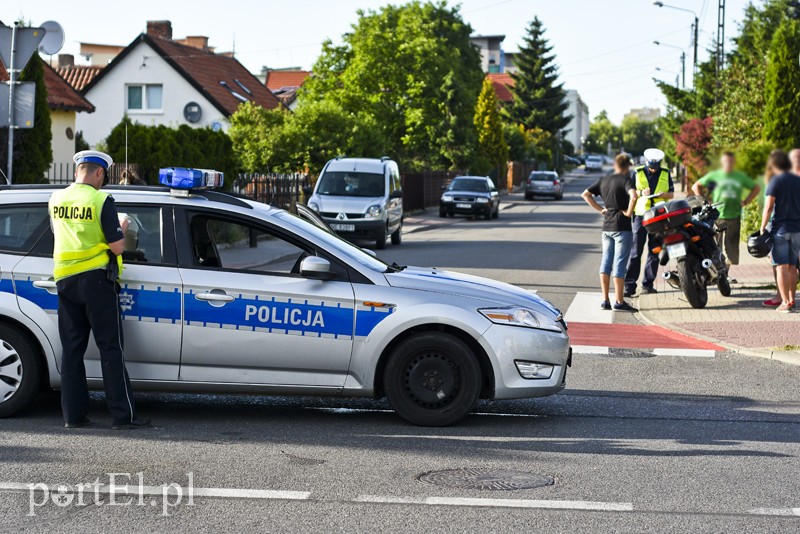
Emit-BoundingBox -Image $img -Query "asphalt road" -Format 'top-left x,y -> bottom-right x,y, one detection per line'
1,173 -> 799,533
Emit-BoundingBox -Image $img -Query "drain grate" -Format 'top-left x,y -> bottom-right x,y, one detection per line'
601,348 -> 656,359
417,468 -> 554,491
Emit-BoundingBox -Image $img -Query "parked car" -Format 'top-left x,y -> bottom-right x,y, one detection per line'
563,156 -> 582,166
0,173 -> 570,427
439,176 -> 500,220
524,171 -> 563,201
585,155 -> 604,172
306,157 -> 403,249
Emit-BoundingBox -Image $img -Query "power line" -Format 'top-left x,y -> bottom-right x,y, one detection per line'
560,26 -> 692,67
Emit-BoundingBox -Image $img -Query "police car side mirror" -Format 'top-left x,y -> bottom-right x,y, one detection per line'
300,256 -> 335,281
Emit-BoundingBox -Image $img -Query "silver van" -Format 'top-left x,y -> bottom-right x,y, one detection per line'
307,157 -> 403,249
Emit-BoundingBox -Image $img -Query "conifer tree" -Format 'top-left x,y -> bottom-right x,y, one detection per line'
474,77 -> 508,176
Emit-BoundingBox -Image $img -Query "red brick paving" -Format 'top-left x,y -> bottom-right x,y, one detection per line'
676,321 -> 800,349
569,322 -> 722,350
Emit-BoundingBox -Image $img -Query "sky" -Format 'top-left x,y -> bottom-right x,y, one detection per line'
4,0 -> 755,123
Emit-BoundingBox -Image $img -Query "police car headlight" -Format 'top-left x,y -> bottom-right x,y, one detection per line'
365,204 -> 383,218
308,201 -> 320,212
475,197 -> 489,204
479,307 -> 562,333
442,194 -> 453,202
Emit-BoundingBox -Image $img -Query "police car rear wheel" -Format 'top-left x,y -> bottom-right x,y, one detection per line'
0,325 -> 41,418
384,333 -> 481,427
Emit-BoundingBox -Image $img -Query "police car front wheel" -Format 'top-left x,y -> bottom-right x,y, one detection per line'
0,324 -> 42,418
383,332 -> 482,426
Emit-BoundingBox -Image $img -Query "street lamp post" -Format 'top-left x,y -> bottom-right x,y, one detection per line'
656,67 -> 680,88
654,40 -> 687,88
653,2 -> 699,74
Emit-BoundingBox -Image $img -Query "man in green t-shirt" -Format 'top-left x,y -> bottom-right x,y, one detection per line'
692,151 -> 760,264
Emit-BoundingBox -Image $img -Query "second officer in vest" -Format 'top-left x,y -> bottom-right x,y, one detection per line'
49,150 -> 150,430
624,148 -> 675,297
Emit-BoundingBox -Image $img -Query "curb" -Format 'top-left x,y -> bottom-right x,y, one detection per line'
636,293 -> 800,367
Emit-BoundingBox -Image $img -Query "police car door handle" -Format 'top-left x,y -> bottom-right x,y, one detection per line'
33,280 -> 57,290
195,291 -> 235,303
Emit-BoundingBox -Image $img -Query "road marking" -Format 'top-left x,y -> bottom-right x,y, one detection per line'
0,482 -> 310,501
356,495 -> 634,511
749,508 -> 800,516
572,345 -> 610,354
652,348 -> 715,358
564,292 -> 612,324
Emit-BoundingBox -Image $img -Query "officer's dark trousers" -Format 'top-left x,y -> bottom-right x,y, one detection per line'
625,215 -> 661,293
57,269 -> 136,425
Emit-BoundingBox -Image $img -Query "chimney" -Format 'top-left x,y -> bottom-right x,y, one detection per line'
146,20 -> 173,40
58,54 -> 75,68
182,36 -> 209,51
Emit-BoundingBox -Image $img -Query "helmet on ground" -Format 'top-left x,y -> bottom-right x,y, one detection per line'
747,231 -> 772,258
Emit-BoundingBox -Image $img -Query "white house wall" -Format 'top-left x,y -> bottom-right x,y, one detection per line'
76,41 -> 228,147
49,110 -> 76,167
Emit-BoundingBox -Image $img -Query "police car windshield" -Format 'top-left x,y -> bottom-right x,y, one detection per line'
275,211 -> 390,272
317,172 -> 386,197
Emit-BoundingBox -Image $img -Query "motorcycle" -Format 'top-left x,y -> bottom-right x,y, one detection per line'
642,195 -> 731,309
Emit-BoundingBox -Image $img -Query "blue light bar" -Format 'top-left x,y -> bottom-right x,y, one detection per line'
158,167 -> 224,190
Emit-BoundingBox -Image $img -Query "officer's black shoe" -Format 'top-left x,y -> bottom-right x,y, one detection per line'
112,418 -> 152,430
642,286 -> 658,294
64,417 -> 91,429
624,289 -> 635,298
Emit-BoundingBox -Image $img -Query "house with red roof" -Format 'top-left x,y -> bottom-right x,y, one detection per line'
265,69 -> 311,110
76,20 -> 284,147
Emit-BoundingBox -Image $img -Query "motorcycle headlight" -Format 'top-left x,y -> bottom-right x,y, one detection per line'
442,194 -> 453,202
365,204 -> 383,218
308,202 -> 320,212
475,197 -> 489,204
479,306 -> 563,333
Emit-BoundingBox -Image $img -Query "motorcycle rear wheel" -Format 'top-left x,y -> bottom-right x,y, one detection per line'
678,256 -> 708,309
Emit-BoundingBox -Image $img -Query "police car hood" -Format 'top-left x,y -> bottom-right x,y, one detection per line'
385,267 -> 561,316
315,195 -> 384,214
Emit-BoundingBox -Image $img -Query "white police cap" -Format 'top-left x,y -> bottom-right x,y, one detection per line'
643,148 -> 665,163
73,150 -> 113,169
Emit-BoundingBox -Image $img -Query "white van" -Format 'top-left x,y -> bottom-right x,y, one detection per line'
306,157 -> 403,249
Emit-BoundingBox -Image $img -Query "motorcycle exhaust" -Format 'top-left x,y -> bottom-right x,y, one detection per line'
701,259 -> 713,269
701,258 -> 719,278
663,271 -> 681,289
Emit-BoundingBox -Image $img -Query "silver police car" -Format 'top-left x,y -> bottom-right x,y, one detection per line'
0,170 -> 570,426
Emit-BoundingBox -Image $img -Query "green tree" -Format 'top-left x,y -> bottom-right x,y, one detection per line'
300,1 -> 483,171
583,111 -> 621,155
473,77 -> 509,176
0,56 -> 53,183
508,17 -> 570,138
227,102 -> 288,173
763,17 -> 800,149
620,115 -> 660,156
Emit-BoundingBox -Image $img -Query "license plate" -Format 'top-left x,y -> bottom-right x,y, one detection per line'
331,224 -> 355,232
667,242 -> 687,258
456,203 -> 471,209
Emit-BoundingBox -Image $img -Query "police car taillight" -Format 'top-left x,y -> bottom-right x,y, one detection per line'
159,167 -> 224,195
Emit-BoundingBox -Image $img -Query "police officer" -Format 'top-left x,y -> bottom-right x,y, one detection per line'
624,148 -> 675,297
50,150 -> 150,430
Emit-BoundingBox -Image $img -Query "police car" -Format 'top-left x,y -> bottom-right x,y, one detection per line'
0,168 -> 570,426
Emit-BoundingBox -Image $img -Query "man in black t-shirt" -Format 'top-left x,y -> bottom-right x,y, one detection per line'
581,154 -> 639,311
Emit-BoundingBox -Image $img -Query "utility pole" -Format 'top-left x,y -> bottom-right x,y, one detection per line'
716,0 -> 726,103
680,51 -> 686,88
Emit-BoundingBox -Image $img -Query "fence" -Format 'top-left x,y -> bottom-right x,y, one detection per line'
400,170 -> 458,211
233,173 -> 311,213
45,162 -> 144,185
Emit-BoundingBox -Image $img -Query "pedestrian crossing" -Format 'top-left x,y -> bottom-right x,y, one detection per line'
565,292 -> 722,357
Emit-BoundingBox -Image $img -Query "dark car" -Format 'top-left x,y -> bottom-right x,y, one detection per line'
439,176 -> 500,220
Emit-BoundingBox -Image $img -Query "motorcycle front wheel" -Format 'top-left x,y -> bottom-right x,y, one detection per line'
717,271 -> 732,297
678,256 -> 708,309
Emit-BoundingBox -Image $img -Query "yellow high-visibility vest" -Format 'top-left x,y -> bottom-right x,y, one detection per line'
633,166 -> 670,216
49,184 -> 123,281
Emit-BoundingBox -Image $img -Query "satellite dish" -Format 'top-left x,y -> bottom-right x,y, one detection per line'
183,102 -> 202,123
38,21 -> 65,55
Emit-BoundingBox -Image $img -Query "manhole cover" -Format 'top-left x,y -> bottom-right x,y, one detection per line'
601,348 -> 656,359
417,468 -> 554,491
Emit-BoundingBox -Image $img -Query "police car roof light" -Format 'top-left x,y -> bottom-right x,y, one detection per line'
159,167 -> 224,193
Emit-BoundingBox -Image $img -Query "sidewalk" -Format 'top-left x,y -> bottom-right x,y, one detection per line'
637,240 -> 800,366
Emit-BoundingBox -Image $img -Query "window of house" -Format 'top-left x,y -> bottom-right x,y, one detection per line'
127,84 -> 163,112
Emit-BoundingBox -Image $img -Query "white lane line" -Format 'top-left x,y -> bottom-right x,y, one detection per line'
564,292 -> 613,324
0,482 -> 310,501
572,345 -> 610,355
749,508 -> 800,516
356,495 -> 634,512
652,348 -> 716,358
